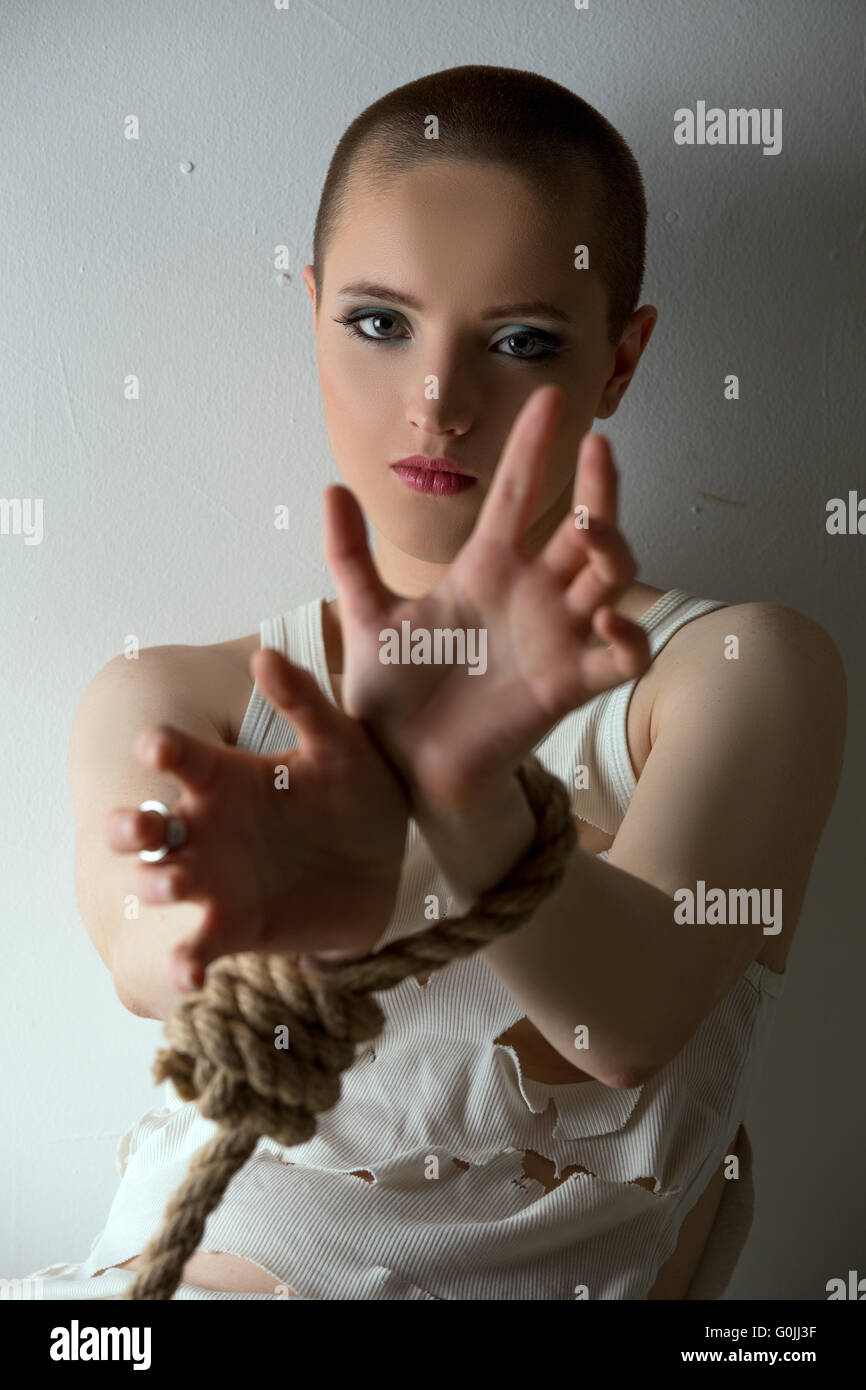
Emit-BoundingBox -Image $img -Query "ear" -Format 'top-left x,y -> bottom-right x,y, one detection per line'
595,305 -> 658,419
301,264 -> 317,312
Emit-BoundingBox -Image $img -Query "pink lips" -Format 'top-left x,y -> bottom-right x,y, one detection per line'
390,454 -> 478,496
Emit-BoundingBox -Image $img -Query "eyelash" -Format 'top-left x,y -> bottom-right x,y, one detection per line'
331,310 -> 568,363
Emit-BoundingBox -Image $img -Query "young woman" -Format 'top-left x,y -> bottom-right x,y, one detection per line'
18,66 -> 845,1300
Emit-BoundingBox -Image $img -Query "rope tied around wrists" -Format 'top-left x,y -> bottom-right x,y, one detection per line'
122,754 -> 577,1300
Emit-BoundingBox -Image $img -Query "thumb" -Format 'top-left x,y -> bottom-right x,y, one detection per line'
322,484 -> 393,626
251,647 -> 349,756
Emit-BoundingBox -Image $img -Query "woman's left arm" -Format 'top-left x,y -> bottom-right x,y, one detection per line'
476,601 -> 846,1090
321,384 -> 847,1086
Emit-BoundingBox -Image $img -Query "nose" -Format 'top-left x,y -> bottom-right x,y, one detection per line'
405,356 -> 477,439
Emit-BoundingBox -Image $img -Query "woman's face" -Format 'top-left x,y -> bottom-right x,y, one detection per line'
302,157 -> 655,589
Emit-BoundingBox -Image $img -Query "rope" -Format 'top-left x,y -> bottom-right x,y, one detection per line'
122,754 -> 577,1299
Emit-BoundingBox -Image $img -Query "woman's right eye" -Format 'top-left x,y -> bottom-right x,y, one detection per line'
332,310 -> 408,343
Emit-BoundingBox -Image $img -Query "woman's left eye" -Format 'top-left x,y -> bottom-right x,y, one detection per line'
332,311 -> 565,361
492,328 -> 564,360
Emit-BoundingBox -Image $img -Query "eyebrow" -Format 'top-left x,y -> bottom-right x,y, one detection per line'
335,280 -> 573,325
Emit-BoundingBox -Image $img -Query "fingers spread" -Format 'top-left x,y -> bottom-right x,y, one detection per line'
134,858 -> 192,906
563,517 -> 637,621
134,723 -> 219,795
253,647 -> 349,755
475,385 -> 563,548
169,940 -> 207,993
322,485 -> 391,626
578,611 -> 651,693
106,805 -> 172,854
573,432 -> 619,525
170,913 -> 234,991
540,505 -> 592,588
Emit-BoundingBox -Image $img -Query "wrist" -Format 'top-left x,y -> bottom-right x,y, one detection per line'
413,769 -> 537,907
302,946 -> 367,968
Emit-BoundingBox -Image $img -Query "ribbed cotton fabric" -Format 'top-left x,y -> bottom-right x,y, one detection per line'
14,589 -> 785,1301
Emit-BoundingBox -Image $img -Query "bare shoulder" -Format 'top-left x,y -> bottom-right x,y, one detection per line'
658,597 -> 843,652
99,631 -> 261,745
619,600 -> 846,976
649,599 -> 847,771
650,599 -> 846,688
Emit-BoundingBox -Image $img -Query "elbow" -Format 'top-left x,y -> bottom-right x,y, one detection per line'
553,1042 -> 662,1091
593,1026 -> 682,1089
107,924 -> 158,1019
547,1029 -> 666,1090
112,974 -> 138,1016
601,1061 -> 660,1091
112,971 -> 152,1019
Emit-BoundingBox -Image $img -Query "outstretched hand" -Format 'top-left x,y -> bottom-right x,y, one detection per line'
106,647 -> 411,990
323,383 -> 651,816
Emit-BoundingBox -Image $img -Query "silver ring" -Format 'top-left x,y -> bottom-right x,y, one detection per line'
138,799 -> 188,862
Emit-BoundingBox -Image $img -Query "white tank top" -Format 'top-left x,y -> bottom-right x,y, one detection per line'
75,588 -> 786,1300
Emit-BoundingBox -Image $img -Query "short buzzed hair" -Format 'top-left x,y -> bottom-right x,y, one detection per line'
312,64 -> 648,347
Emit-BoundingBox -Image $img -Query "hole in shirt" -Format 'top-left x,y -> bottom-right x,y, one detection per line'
351,1159 -> 473,1181
513,1148 -> 658,1196
493,1017 -> 597,1085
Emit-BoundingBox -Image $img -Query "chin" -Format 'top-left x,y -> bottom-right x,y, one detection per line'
386,516 -> 477,565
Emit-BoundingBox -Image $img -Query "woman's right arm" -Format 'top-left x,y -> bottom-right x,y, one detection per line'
68,645 -> 230,1022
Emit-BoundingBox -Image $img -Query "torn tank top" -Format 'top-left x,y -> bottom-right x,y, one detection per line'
61,588 -> 787,1299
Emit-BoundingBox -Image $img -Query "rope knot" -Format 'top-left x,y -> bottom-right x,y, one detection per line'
153,951 -> 386,1148
123,754 -> 577,1299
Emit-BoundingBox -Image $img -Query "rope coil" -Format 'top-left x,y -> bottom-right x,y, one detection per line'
123,754 -> 577,1300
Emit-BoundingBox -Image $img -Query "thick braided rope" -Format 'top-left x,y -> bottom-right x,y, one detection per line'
122,754 -> 577,1300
